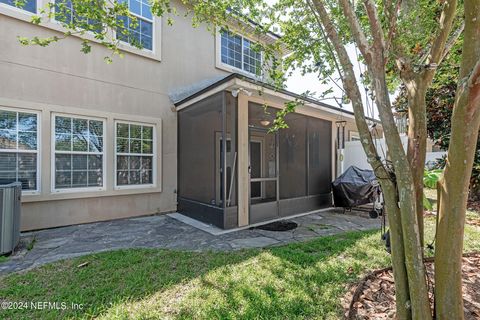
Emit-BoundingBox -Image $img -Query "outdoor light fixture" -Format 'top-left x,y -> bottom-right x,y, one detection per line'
336,120 -> 347,149
260,119 -> 271,126
231,88 -> 253,97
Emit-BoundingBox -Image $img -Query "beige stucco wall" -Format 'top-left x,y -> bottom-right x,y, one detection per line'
0,0 -> 231,230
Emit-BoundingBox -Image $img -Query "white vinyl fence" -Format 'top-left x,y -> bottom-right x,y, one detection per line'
338,136 -> 443,174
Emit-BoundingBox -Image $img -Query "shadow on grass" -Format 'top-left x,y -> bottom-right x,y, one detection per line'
0,230 -> 389,320
171,230 -> 389,319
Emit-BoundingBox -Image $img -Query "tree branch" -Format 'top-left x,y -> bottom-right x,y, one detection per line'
422,0 -> 458,81
440,21 -> 464,62
384,0 -> 402,57
363,0 -> 385,55
336,0 -> 373,64
310,0 -> 388,178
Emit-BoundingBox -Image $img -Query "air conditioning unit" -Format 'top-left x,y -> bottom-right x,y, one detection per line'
0,183 -> 22,255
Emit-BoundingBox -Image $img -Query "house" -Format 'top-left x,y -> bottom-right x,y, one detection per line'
0,0 -> 363,231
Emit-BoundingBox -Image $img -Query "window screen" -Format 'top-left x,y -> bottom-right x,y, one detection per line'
178,93 -> 224,206
279,113 -> 307,199
308,117 -> 332,195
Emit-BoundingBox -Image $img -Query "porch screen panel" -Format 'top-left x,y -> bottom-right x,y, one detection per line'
178,92 -> 223,207
308,117 -> 332,195
279,113 -> 307,199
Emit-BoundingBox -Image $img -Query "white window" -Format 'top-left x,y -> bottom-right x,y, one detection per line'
115,121 -> 155,188
52,114 -> 105,191
0,108 -> 39,193
220,29 -> 262,76
0,0 -> 36,13
116,0 -> 153,51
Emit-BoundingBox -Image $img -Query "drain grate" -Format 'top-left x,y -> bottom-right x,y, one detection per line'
253,221 -> 298,232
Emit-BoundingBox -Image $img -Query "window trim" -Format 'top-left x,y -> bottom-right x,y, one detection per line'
0,106 -> 41,195
115,0 -> 155,53
114,120 -> 157,190
50,113 -> 107,193
216,27 -> 264,79
0,0 -> 161,61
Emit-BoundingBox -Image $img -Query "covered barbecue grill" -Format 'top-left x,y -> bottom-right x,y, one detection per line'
332,166 -> 381,208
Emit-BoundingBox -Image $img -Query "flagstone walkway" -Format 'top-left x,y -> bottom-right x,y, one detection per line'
0,208 -> 380,275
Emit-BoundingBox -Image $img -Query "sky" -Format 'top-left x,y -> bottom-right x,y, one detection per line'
262,0 -> 380,120
283,46 -> 380,120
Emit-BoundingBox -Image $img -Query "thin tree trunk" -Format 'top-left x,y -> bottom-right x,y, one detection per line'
382,181 -> 412,319
405,81 -> 428,248
309,1 -> 413,317
435,1 -> 480,317
356,1 -> 432,311
371,67 -> 432,320
395,0 -> 458,250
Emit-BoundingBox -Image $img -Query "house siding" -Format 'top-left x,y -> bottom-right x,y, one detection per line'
0,0 -> 230,230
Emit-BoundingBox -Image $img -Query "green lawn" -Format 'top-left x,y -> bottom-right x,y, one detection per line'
1,192 -> 479,319
1,221 -> 480,320
0,256 -> 8,264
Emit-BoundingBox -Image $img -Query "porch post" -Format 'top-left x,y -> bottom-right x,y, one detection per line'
237,93 -> 249,227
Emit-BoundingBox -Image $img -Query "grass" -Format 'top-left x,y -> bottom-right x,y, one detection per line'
0,194 -> 479,320
0,255 -> 8,264
1,225 -> 480,320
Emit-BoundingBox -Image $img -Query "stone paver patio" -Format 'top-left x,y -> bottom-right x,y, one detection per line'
0,208 -> 380,275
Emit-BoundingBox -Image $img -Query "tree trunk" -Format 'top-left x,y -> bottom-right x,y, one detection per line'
382,180 -> 412,319
405,81 -> 428,248
435,0 -> 480,317
309,0 -> 414,315
371,69 -> 432,320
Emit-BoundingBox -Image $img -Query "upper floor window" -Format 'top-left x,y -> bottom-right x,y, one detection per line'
220,30 -> 262,76
0,0 -> 36,13
0,108 -> 39,192
116,0 -> 153,51
54,0 -> 103,32
53,114 -> 105,191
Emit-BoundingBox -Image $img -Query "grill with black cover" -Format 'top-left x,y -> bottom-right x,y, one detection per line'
332,166 -> 380,208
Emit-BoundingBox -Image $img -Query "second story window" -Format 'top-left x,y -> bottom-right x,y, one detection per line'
117,0 -> 153,51
0,0 -> 36,13
54,0 -> 103,32
221,30 -> 262,76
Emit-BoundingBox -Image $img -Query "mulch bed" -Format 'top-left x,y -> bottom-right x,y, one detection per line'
344,253 -> 480,319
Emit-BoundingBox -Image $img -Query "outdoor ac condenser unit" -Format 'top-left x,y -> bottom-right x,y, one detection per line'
0,183 -> 22,255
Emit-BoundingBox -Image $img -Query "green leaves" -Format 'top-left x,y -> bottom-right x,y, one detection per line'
424,169 -> 443,189
17,35 -> 60,47
423,193 -> 433,211
81,40 -> 92,54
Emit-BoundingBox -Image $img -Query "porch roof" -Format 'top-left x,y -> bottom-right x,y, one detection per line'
170,73 -> 376,122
